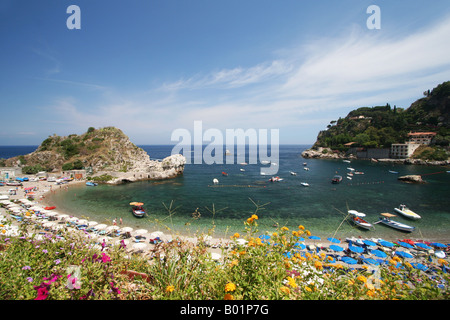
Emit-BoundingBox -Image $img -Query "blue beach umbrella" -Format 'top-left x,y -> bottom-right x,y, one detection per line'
415,243 -> 432,250
341,256 -> 358,265
294,242 -> 306,250
348,245 -> 364,254
378,240 -> 394,248
397,241 -> 414,249
309,236 -> 321,240
412,263 -> 428,271
259,235 -> 271,240
370,249 -> 387,258
296,237 -> 305,242
430,242 -> 447,248
395,251 -> 414,259
362,239 -> 377,247
327,237 -> 341,244
363,258 -> 380,266
329,245 -> 344,252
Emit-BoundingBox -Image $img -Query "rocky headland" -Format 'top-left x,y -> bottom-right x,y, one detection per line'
3,127 -> 186,184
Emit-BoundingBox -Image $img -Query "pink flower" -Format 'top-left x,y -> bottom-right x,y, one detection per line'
101,253 -> 111,263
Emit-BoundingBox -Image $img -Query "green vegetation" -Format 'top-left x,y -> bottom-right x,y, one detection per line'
87,174 -> 115,182
0,202 -> 448,300
21,164 -> 46,175
314,81 -> 450,160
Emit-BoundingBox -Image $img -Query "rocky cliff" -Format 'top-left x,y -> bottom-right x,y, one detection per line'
4,127 -> 186,183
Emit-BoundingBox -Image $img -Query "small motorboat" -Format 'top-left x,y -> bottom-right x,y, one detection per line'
269,176 -> 283,182
290,171 -> 297,176
389,170 -> 399,174
354,172 -> 364,175
44,206 -> 56,210
343,160 -> 351,163
6,181 -> 22,186
222,172 -> 228,176
303,167 -> 310,171
352,216 -> 374,230
300,182 -> 309,187
377,213 -> 415,232
240,168 -> 245,172
331,175 -> 342,184
394,204 -> 421,220
130,202 -> 146,218
86,182 -> 98,186
303,162 -> 307,166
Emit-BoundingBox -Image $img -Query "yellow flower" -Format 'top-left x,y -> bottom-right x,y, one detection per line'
246,217 -> 254,224
229,260 -> 238,267
292,231 -> 299,237
304,286 -> 312,292
298,225 -> 305,230
224,293 -> 234,300
365,282 -> 375,290
280,286 -> 290,295
239,251 -> 246,256
272,232 -> 278,237
1,229 -> 5,234
393,256 -> 402,262
366,290 -> 376,297
314,261 -> 323,270
233,233 -> 240,238
305,230 -> 311,236
225,282 -> 236,292
251,214 -> 258,220
405,262 -> 412,268
165,285 -> 175,293
357,275 -> 367,283
348,280 -> 355,286
334,264 -> 343,269
287,276 -> 297,288
281,226 -> 289,232
438,259 -> 448,266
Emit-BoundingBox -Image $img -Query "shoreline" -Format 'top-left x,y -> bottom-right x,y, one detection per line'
1,178 -> 450,246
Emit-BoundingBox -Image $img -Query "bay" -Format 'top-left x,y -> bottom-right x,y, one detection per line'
2,145 -> 450,240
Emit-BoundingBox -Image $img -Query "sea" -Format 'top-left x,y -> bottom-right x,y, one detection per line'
1,145 -> 450,241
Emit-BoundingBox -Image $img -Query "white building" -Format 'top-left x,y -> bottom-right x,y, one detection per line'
407,132 -> 436,145
390,143 -> 421,159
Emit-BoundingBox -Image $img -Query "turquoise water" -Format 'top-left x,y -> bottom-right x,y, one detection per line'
29,145 -> 450,240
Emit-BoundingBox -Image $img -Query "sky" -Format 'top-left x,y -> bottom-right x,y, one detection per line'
1,0 -> 450,146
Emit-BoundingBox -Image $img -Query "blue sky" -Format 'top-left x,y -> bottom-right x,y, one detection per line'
1,0 -> 450,145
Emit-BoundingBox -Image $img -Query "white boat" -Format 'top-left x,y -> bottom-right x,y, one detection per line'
394,204 -> 421,220
290,171 -> 297,176
240,168 -> 245,172
377,213 -> 415,232
343,160 -> 351,163
351,216 -> 374,230
347,168 -> 355,171
269,176 -> 283,182
303,167 -> 309,171
348,210 -> 366,217
300,182 -> 309,187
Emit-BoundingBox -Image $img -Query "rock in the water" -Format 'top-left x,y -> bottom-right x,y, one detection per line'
398,175 -> 425,183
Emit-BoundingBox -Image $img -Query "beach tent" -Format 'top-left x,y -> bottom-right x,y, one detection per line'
370,249 -> 387,258
415,243 -> 432,250
327,237 -> 341,244
348,245 -> 364,254
397,241 -> 414,249
329,245 -> 344,252
395,251 -> 414,259
362,239 -> 377,247
378,240 -> 395,248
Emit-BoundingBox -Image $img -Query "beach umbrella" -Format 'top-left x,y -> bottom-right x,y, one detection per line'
430,242 -> 447,249
309,236 -> 321,240
88,221 -> 99,227
412,263 -> 428,271
132,243 -> 148,251
397,241 -> 414,249
329,245 -> 344,252
415,243 -> 432,250
294,242 -> 306,250
348,245 -> 364,254
134,229 -> 148,235
341,256 -> 358,265
151,231 -> 164,238
395,251 -> 413,259
327,237 -> 341,244
106,225 -> 120,232
363,258 -> 380,266
370,249 -> 387,258
362,239 -> 377,247
121,227 -> 134,233
378,240 -> 394,248
77,219 -> 89,225
95,224 -> 108,230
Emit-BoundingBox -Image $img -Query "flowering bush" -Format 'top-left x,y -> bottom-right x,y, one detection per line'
0,207 -> 449,300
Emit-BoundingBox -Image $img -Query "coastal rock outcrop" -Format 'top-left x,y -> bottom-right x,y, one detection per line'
397,175 -> 425,184
4,127 -> 186,183
301,147 -> 352,160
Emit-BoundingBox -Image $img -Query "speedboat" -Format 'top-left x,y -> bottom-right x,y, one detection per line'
300,182 -> 309,187
269,176 -> 283,182
331,175 -> 342,184
290,171 -> 297,176
86,182 -> 98,186
130,202 -> 146,218
377,213 -> 415,232
352,216 -> 374,230
394,204 -> 421,220
303,167 -> 309,171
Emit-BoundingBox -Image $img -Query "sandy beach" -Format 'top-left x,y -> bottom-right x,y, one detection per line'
1,178 -> 449,268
